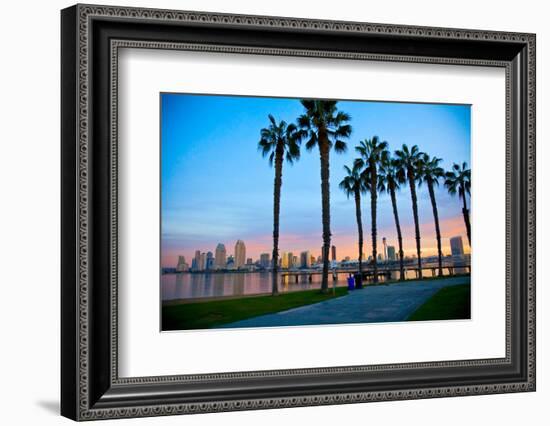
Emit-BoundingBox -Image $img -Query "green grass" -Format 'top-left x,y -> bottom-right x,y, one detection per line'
407,283 -> 471,321
162,287 -> 348,330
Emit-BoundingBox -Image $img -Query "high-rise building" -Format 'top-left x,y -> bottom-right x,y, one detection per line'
246,257 -> 253,265
331,245 -> 336,261
176,255 -> 189,272
260,253 -> 271,269
450,236 -> 465,256
205,251 -> 214,270
377,253 -> 382,262
199,252 -> 206,271
227,255 -> 235,268
387,246 -> 396,261
193,250 -> 201,271
382,237 -> 388,260
300,251 -> 311,268
292,255 -> 298,268
281,252 -> 290,269
215,243 -> 226,269
234,240 -> 246,269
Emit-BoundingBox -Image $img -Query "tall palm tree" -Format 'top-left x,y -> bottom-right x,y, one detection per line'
339,159 -> 368,288
444,162 -> 471,245
297,100 -> 351,292
258,114 -> 301,295
394,144 -> 425,279
418,154 -> 445,276
378,156 -> 406,281
356,136 -> 389,284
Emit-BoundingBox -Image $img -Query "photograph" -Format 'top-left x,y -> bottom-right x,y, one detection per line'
160,93 -> 472,331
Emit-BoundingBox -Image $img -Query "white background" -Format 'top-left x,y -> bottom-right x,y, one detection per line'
0,0 -> 547,425
119,49 -> 505,377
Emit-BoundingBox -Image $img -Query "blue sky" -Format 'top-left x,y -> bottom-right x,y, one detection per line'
161,93 -> 471,267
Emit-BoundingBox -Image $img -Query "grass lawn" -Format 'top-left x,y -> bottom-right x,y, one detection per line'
162,287 -> 348,331
407,283 -> 471,321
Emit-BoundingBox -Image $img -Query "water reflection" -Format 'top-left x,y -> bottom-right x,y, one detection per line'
162,262 -> 470,301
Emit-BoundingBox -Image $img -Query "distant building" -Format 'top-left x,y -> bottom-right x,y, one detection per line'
286,252 -> 294,268
199,252 -> 206,271
450,236 -> 465,256
234,240 -> 246,268
300,251 -> 311,268
215,243 -> 226,269
331,245 -> 336,261
281,252 -> 289,269
193,250 -> 201,271
191,258 -> 197,270
377,254 -> 382,262
382,237 -> 387,260
260,253 -> 271,269
387,246 -> 396,261
227,255 -> 235,268
205,251 -> 214,270
176,255 -> 189,272
246,257 -> 253,265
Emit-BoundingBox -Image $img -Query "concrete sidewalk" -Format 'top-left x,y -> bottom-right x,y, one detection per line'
219,276 -> 470,328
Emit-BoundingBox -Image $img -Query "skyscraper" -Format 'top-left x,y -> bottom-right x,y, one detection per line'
234,240 -> 246,268
450,236 -> 465,256
387,246 -> 396,261
331,245 -> 336,261
260,253 -> 271,269
176,255 -> 189,272
193,250 -> 201,271
300,251 -> 311,268
281,251 -> 289,269
215,243 -> 226,269
199,252 -> 206,271
382,237 -> 388,261
205,251 -> 214,270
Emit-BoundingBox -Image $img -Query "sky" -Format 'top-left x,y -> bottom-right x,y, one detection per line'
161,93 -> 471,267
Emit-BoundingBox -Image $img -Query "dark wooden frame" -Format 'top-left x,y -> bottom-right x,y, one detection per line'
61,4 -> 536,421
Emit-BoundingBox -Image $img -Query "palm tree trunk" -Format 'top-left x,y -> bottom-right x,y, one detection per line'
319,139 -> 331,293
271,146 -> 284,295
408,168 -> 423,279
370,161 -> 378,284
354,188 -> 364,289
461,183 -> 471,246
428,181 -> 443,276
390,185 -> 405,281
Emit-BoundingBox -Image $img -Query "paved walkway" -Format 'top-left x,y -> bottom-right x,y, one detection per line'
219,276 -> 470,328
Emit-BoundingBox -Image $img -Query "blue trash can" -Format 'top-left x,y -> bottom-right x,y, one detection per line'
347,275 -> 355,290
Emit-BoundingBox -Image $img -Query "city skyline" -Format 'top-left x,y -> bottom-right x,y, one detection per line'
170,235 -> 468,272
161,94 -> 471,268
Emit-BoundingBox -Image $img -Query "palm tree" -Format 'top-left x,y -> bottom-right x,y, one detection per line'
258,114 -> 301,295
297,100 -> 351,292
418,154 -> 445,276
356,136 -> 389,284
378,156 -> 406,281
394,144 -> 425,279
444,162 -> 471,245
339,159 -> 368,288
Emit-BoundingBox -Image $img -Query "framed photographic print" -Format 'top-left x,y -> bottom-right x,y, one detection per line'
61,4 -> 536,421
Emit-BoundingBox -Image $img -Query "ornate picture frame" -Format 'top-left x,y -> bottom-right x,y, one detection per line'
61,4 -> 536,420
